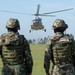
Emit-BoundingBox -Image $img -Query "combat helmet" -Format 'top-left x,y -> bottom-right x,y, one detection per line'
52,19 -> 68,31
6,18 -> 20,30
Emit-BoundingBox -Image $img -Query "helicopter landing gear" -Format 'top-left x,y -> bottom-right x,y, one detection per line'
29,30 -> 31,33
44,29 -> 46,32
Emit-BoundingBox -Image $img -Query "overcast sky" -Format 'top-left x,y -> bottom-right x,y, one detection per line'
0,0 -> 75,40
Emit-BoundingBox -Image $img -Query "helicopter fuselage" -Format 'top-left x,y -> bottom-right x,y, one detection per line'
31,17 -> 44,30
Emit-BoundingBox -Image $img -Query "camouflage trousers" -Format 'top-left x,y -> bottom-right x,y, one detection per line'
52,64 -> 75,75
2,64 -> 26,75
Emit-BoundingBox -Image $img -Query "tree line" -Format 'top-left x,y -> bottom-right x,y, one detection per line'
28,36 -> 50,44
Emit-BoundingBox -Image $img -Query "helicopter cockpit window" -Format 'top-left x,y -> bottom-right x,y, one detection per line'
32,17 -> 42,25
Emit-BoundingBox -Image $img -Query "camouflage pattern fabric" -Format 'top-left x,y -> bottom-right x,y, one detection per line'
44,33 -> 75,75
52,19 -> 68,30
6,18 -> 20,30
0,31 -> 33,75
2,64 -> 26,75
52,65 -> 75,75
44,19 -> 75,75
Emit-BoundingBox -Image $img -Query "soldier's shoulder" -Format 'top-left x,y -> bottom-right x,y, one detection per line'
0,33 -> 7,45
50,36 -> 55,40
49,36 -> 56,42
64,34 -> 74,40
19,34 -> 24,39
1,32 -> 16,38
0,33 -> 9,41
19,34 -> 27,43
1,33 -> 8,37
20,34 -> 26,40
59,34 -> 74,42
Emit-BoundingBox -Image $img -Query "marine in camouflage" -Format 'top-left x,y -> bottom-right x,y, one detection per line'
44,19 -> 75,75
0,18 -> 33,75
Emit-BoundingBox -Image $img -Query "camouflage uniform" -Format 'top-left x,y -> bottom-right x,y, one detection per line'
0,18 -> 33,75
44,19 -> 75,75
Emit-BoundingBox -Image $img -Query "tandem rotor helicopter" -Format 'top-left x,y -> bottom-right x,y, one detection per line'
0,4 -> 73,32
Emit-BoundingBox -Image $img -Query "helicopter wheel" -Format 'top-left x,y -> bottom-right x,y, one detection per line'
44,29 -> 46,32
29,30 -> 31,33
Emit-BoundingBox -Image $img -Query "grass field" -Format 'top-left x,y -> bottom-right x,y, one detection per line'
0,44 -> 48,75
30,44 -> 46,75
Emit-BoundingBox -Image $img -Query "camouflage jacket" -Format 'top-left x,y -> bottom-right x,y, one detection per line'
0,31 -> 33,73
44,33 -> 75,74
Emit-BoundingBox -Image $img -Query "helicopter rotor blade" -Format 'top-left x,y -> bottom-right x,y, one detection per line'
36,4 -> 40,16
0,8 -> 73,17
41,8 -> 74,14
39,14 -> 55,17
0,10 -> 31,15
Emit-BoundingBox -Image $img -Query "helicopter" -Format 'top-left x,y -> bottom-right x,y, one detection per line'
29,4 -> 73,32
30,17 -> 46,32
0,4 -> 73,32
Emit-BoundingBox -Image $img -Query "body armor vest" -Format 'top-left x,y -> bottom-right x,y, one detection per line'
0,32 -> 25,65
51,35 -> 74,66
2,45 -> 24,65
